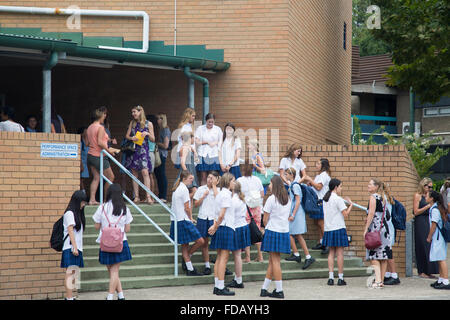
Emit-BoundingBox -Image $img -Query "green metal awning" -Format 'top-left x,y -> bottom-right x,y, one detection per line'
0,27 -> 230,72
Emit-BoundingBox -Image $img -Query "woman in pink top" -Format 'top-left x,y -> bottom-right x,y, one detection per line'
87,107 -> 120,205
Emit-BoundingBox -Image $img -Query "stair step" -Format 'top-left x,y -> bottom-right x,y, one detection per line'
79,267 -> 369,292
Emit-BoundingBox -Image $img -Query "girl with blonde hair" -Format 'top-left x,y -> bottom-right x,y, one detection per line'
175,108 -> 196,169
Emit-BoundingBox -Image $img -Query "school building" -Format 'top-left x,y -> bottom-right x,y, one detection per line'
0,1 -> 420,299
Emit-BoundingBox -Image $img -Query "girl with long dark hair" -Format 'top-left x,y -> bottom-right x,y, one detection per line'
93,184 -> 133,300
60,190 -> 88,300
219,122 -> 242,179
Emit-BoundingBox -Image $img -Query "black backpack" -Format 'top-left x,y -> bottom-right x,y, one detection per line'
49,215 -> 69,252
391,198 -> 406,230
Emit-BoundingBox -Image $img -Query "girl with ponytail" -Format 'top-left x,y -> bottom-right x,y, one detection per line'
322,178 -> 353,286
425,190 -> 449,289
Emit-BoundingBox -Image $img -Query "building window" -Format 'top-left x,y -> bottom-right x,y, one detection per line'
423,106 -> 450,117
343,22 -> 347,50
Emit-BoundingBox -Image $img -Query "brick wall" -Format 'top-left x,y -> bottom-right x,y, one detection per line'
299,144 -> 420,276
0,132 -> 80,300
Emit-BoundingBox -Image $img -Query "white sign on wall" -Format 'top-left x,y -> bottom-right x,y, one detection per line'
40,143 -> 78,158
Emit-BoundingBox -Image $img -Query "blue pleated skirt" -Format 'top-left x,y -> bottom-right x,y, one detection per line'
196,218 -> 215,238
61,249 -> 84,268
261,229 -> 291,254
196,156 -> 221,172
170,220 -> 202,244
219,166 -> 242,179
322,228 -> 349,247
98,240 -> 132,265
210,226 -> 238,251
235,225 -> 251,250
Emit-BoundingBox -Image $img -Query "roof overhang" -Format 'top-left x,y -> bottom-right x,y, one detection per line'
351,83 -> 398,95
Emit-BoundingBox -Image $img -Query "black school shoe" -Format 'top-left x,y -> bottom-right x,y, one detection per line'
302,257 -> 315,270
321,246 -> 329,255
430,280 -> 439,288
384,277 -> 401,285
285,253 -> 301,263
269,289 -> 284,299
186,268 -> 203,276
312,243 -> 323,250
434,283 -> 450,290
203,267 -> 212,275
337,279 -> 347,286
225,268 -> 233,276
327,279 -> 334,286
216,287 -> 235,296
260,289 -> 270,297
226,279 -> 244,289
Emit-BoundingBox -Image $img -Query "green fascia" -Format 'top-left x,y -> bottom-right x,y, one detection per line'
0,33 -> 230,72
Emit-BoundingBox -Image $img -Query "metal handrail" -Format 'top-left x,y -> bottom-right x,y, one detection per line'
99,150 -> 178,277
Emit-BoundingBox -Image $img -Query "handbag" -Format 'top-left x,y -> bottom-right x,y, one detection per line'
154,145 -> 162,168
100,205 -> 125,253
252,168 -> 274,186
120,139 -> 135,154
246,205 -> 263,244
364,201 -> 386,250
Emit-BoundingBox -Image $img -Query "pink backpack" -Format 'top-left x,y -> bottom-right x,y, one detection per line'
100,205 -> 124,253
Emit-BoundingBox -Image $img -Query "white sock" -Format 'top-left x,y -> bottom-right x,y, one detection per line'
107,293 -> 114,300
329,272 -> 334,280
186,261 -> 194,271
385,272 -> 391,278
391,273 -> 398,279
275,280 -> 283,292
205,261 -> 210,269
306,254 -> 311,260
293,252 -> 300,257
117,292 -> 124,299
235,276 -> 242,284
338,273 -> 344,280
217,280 -> 225,290
443,279 -> 449,285
214,277 -> 218,287
65,297 -> 74,300
262,278 -> 271,290
320,239 -> 323,244
438,277 -> 444,284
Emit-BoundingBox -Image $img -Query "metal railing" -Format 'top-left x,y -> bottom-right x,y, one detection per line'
99,150 -> 179,277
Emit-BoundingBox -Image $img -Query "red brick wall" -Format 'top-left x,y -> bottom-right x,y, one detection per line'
0,132 -> 80,300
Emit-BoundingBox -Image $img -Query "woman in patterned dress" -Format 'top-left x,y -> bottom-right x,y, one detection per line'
125,105 -> 155,204
364,179 -> 393,289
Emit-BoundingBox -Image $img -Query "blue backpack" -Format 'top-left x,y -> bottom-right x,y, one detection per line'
294,183 -> 321,217
437,214 -> 450,243
391,198 -> 406,230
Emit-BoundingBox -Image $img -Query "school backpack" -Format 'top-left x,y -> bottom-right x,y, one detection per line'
391,198 -> 406,230
436,214 -> 450,243
49,215 -> 69,252
100,206 -> 125,253
441,187 -> 449,213
296,183 -> 321,217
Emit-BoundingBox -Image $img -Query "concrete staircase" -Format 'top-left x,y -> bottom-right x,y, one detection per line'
80,204 -> 368,292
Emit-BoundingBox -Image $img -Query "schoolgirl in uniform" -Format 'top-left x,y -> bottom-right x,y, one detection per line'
301,158 -> 331,254
226,181 -> 251,289
170,170 -> 205,276
193,171 -> 220,275
284,168 -> 315,270
426,190 -> 450,290
219,122 -> 242,179
322,178 -> 353,286
93,184 -> 133,300
279,144 -> 307,187
208,173 -> 238,296
260,175 -> 291,299
383,183 -> 401,285
61,190 -> 88,300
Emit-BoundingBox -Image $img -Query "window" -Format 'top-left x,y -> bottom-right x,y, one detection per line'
343,22 -> 347,50
423,106 -> 450,117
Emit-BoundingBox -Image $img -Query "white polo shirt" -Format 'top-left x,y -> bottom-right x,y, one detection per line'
221,137 -> 242,167
232,193 -> 248,229
215,188 -> 235,230
313,171 -> 331,200
195,124 -> 223,158
193,185 -> 217,220
279,157 -> 306,182
171,182 -> 191,222
323,192 -> 348,232
63,211 -> 83,252
263,194 -> 291,233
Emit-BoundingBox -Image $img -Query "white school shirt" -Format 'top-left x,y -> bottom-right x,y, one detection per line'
232,193 -> 248,229
0,120 -> 24,132
279,157 -> 306,182
195,124 -> 222,158
323,192 -> 348,232
63,211 -> 83,252
171,182 -> 191,222
221,137 -> 242,167
215,188 -> 235,230
313,171 -> 331,200
263,195 -> 291,233
236,176 -> 264,198
92,201 -> 133,243
193,185 -> 217,220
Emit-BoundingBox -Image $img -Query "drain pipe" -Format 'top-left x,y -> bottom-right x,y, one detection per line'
184,67 -> 209,122
0,5 -> 149,53
42,51 -> 58,133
